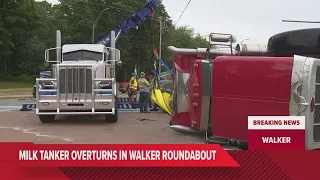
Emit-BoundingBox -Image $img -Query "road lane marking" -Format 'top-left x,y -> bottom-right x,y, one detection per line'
0,125 -> 73,142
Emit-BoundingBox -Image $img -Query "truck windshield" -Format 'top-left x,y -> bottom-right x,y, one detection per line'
63,50 -> 103,61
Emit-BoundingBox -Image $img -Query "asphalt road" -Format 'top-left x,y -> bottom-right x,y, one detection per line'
0,110 -> 206,144
0,96 -> 239,149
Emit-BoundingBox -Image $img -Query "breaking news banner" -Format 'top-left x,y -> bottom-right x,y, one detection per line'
0,143 -> 239,167
248,116 -> 305,150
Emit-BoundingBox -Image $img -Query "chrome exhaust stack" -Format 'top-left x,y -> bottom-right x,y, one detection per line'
168,44 -> 268,57
168,32 -> 268,57
235,44 -> 268,56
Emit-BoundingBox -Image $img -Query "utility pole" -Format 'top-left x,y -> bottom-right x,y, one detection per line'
159,17 -> 162,79
92,24 -> 95,44
92,8 -> 109,44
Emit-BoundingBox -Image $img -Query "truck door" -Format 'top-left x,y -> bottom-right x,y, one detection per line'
292,55 -> 320,150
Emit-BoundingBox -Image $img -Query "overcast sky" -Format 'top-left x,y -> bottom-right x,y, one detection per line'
43,0 -> 320,44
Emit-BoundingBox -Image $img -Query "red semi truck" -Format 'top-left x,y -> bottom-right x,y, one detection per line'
168,31 -> 320,150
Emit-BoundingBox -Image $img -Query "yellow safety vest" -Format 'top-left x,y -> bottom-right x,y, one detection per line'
129,77 -> 137,90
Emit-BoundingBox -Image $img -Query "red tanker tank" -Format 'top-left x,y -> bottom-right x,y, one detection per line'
211,56 -> 293,141
168,31 -> 320,150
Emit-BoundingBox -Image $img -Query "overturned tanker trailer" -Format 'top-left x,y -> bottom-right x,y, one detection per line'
168,30 -> 320,150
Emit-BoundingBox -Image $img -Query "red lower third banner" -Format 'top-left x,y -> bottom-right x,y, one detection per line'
248,116 -> 305,150
0,143 -> 239,167
2,143 -> 320,179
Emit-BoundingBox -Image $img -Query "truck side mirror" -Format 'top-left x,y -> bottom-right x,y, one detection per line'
44,61 -> 49,67
116,60 -> 122,66
115,49 -> 120,61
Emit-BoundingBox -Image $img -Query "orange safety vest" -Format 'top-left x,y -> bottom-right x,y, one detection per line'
129,77 -> 137,90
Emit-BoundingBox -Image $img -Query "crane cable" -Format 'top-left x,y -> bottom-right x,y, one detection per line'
174,0 -> 193,26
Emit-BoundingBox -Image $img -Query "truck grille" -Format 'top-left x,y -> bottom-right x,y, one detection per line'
59,67 -> 93,93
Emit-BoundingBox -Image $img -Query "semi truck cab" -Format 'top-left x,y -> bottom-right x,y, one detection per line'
35,30 -> 121,123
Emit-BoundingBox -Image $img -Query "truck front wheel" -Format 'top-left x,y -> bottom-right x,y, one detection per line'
105,107 -> 118,123
38,115 -> 56,123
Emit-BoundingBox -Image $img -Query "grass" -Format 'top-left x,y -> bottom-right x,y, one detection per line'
0,81 -> 33,96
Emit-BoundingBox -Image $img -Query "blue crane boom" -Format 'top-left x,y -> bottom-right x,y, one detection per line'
38,0 -> 158,78
94,0 -> 158,46
159,58 -> 172,75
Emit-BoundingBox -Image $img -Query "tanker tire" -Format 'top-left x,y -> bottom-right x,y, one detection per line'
105,106 -> 118,123
268,28 -> 320,57
38,115 -> 56,123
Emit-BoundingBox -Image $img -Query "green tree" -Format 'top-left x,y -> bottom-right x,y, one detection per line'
0,0 -> 209,82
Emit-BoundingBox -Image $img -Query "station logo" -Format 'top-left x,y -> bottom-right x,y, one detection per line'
248,116 -> 305,150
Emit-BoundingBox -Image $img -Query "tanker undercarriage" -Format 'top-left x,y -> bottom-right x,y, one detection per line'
169,31 -> 320,150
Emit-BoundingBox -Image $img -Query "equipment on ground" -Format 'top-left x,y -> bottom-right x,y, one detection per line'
169,31 -> 320,150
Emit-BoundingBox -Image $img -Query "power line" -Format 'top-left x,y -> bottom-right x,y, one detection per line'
174,0 -> 192,26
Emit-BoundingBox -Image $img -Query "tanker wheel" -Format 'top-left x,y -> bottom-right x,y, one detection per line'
105,106 -> 118,123
38,115 -> 56,123
268,28 -> 320,56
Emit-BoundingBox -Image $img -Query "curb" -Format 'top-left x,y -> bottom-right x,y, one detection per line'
0,95 -> 33,100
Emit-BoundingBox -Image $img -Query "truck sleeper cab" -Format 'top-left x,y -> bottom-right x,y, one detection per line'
36,42 -> 120,123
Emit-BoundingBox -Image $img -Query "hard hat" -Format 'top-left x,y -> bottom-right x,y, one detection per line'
140,72 -> 145,76
132,72 -> 137,76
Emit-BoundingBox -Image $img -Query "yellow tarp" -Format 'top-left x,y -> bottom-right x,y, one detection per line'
162,92 -> 172,114
151,78 -> 172,115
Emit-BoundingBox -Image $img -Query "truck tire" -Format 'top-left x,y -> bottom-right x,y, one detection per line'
38,115 -> 56,123
268,28 -> 320,57
105,106 -> 118,123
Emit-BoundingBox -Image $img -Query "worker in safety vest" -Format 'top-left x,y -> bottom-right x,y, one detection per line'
138,72 -> 151,113
129,72 -> 138,104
